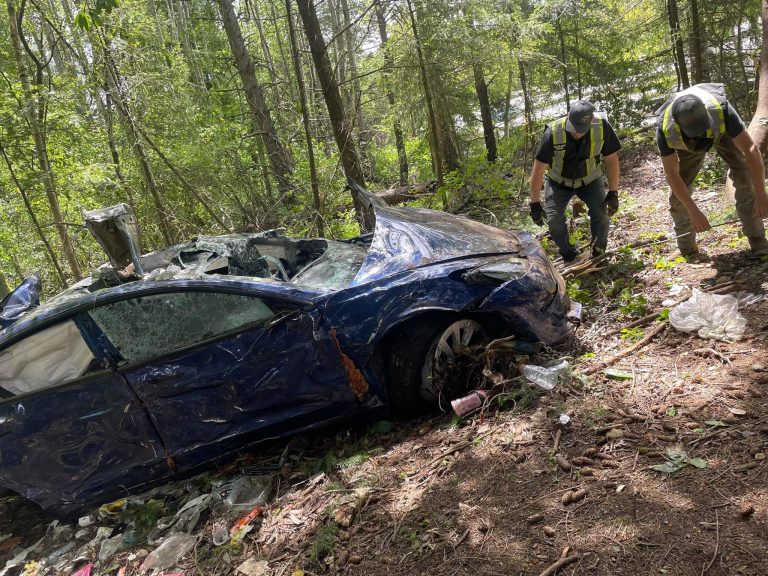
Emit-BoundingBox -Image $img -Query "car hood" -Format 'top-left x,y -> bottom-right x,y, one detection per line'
351,205 -> 522,286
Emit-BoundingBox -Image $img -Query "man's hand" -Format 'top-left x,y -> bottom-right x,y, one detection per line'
690,206 -> 711,232
754,191 -> 768,218
604,190 -> 619,216
529,202 -> 546,226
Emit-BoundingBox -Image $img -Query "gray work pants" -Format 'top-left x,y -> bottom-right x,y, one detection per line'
544,177 -> 609,259
671,136 -> 765,252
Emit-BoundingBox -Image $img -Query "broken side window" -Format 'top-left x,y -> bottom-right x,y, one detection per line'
87,291 -> 275,364
0,320 -> 95,396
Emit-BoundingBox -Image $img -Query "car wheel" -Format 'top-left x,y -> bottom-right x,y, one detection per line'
387,318 -> 487,417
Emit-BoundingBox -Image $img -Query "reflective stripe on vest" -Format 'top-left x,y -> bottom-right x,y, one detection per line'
548,112 -> 606,188
662,85 -> 726,151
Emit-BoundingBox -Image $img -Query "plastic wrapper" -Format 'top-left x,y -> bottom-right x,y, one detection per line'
139,533 -> 197,572
669,289 -> 747,342
212,476 -> 273,512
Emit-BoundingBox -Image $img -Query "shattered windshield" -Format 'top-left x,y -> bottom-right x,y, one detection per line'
289,241 -> 368,291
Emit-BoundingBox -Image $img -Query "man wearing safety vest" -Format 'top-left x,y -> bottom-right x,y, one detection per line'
656,83 -> 768,258
529,100 -> 621,262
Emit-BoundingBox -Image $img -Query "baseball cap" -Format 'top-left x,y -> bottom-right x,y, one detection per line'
565,100 -> 595,134
672,95 -> 711,138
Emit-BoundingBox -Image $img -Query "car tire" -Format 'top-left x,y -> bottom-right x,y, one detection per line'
387,317 -> 487,418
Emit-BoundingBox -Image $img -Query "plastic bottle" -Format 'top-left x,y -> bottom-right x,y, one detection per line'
521,365 -> 557,390
139,533 -> 197,572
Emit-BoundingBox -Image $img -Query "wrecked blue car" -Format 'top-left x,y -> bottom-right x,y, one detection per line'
0,202 -> 572,515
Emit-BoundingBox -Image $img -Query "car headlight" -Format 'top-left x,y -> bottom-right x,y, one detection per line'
464,259 -> 529,286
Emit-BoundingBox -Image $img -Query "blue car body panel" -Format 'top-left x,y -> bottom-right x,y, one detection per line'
0,204 -> 570,514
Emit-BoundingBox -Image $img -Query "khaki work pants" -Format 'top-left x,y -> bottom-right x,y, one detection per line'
671,136 -> 765,252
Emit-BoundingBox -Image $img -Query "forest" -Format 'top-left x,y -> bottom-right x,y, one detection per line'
0,0 -> 765,296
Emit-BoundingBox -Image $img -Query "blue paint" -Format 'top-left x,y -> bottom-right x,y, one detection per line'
0,204 -> 572,514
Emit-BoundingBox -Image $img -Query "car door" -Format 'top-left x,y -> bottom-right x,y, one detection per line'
85,288 -> 357,470
0,318 -> 168,514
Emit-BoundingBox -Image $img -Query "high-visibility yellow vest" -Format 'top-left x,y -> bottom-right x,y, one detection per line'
548,112 -> 605,188
662,84 -> 726,151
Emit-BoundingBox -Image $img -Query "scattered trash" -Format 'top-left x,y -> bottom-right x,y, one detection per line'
139,534 -> 197,573
229,506 -> 263,537
522,359 -> 570,391
558,413 -> 571,426
213,476 -> 273,512
77,516 -> 94,528
235,558 -> 269,576
98,499 -> 127,518
450,390 -> 490,416
169,494 -> 210,534
731,291 -> 766,308
603,368 -> 633,380
728,407 -> 747,416
669,289 -> 746,342
71,563 -> 93,576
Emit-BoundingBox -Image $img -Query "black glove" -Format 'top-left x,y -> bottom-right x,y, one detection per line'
529,202 -> 546,226
605,190 -> 619,216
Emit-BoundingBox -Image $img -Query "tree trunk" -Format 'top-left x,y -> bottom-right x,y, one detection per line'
0,271 -> 9,299
405,0 -> 443,185
737,0 -> 751,113
0,139 -> 68,289
295,0 -> 372,231
503,68 -> 513,139
251,0 -> 281,113
102,40 -> 175,245
725,0 -> 768,201
219,0 -> 294,201
689,0 -> 704,83
473,64 -> 497,162
375,0 -> 408,185
7,0 -> 81,281
339,0 -> 365,149
519,58 -> 534,139
688,0 -> 706,84
667,0 -> 690,89
286,0 -> 324,237
746,0 -> 768,156
555,18 -> 570,110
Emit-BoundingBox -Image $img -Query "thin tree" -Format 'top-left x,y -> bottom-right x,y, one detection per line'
689,0 -> 705,84
473,63 -> 497,162
286,0 -> 324,236
375,0 -> 408,185
7,0 -> 81,281
219,0 -> 295,202
101,39 -> 175,245
404,0 -> 444,185
667,0 -> 690,89
295,0 -> 372,230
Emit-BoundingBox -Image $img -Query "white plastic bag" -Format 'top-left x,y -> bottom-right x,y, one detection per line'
669,289 -> 746,342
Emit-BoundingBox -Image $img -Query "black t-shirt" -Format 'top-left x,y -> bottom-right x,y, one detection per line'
535,118 -> 622,180
655,99 -> 745,156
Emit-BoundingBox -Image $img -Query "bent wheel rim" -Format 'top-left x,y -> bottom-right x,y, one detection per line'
420,319 -> 485,404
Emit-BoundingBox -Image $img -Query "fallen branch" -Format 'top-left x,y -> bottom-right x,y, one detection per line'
700,510 -> 719,575
538,547 -> 579,576
375,181 -> 435,205
585,322 -> 668,375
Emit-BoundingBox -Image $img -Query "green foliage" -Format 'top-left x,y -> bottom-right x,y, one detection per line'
310,521 -> 339,564
618,287 -> 649,318
654,256 -> 686,270
0,0 -> 764,294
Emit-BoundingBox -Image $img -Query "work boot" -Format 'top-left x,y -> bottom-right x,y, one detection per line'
748,236 -> 768,257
